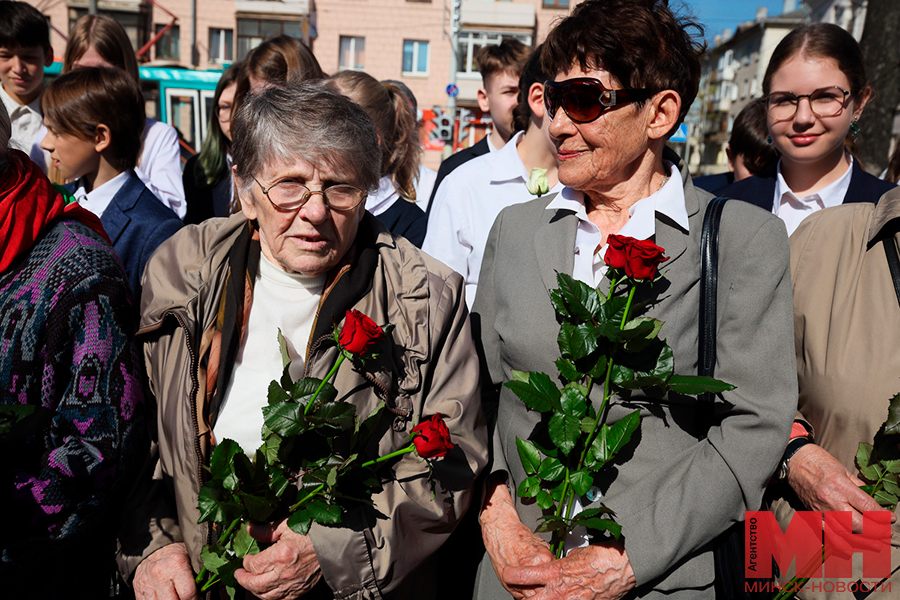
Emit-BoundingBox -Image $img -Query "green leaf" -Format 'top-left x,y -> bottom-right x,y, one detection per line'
884,393 -> 900,437
536,489 -> 555,510
609,364 -> 634,388
559,322 -> 599,361
549,289 -> 571,319
308,402 -> 357,431
550,480 -> 567,502
290,377 -> 325,401
588,356 -> 610,380
578,505 -> 615,518
882,458 -> 900,474
233,525 -> 260,558
263,402 -> 308,437
268,379 -> 291,406
560,385 -> 588,418
511,370 -> 531,383
504,372 -> 562,412
197,483 -> 243,524
555,273 -> 601,321
537,457 -> 566,481
516,437 -> 542,476
549,410 -> 582,456
200,543 -> 230,573
578,517 -> 622,539
581,416 -> 596,434
237,491 -> 276,522
356,402 -> 385,445
556,358 -> 583,382
210,439 -> 245,488
534,516 -> 569,533
288,508 -> 313,535
589,410 -> 640,468
518,476 -> 540,498
883,475 -> 900,497
570,469 -> 592,497
857,443 -> 874,470
874,490 -> 898,510
598,295 -> 628,324
307,498 -> 343,524
860,484 -> 875,495
277,328 -> 291,371
667,375 -> 736,395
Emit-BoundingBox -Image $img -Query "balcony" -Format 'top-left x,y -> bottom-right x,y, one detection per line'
235,0 -> 311,17
460,0 -> 535,29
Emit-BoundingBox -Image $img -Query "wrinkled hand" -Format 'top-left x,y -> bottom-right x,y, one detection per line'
134,543 -> 198,600
234,519 -> 322,600
503,543 -> 636,600
787,444 -> 892,533
480,478 -> 553,599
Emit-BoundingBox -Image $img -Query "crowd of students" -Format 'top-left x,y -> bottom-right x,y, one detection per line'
3,0 -> 900,598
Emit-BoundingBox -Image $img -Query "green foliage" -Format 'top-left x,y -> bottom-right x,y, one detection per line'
196,345 -> 393,596
857,393 -> 900,511
512,270 -> 735,558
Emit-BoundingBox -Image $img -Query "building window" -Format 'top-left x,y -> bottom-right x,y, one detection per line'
542,0 -> 569,7
339,36 -> 365,70
69,7 -> 149,53
402,40 -> 428,75
154,24 -> 179,60
456,31 -> 531,76
237,18 -> 304,60
209,28 -> 233,63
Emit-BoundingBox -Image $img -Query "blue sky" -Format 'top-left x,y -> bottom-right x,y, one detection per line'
681,0 -> 790,40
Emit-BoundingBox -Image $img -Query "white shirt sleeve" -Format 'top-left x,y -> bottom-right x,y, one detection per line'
422,171 -> 475,304
135,118 -> 186,219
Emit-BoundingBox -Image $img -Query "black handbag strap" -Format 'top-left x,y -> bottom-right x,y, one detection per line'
883,235 -> 900,309
699,197 -> 729,403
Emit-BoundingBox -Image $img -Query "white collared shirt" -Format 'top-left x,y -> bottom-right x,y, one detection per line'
74,170 -> 131,219
772,156 -> 853,236
546,162 -> 690,288
1,85 -> 43,154
423,130 -> 564,309
136,118 -> 186,219
366,175 -> 400,217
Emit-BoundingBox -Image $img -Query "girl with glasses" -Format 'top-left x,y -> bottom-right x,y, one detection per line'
182,61 -> 241,224
720,23 -> 895,236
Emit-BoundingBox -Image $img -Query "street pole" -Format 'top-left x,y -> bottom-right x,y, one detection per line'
445,0 -> 460,157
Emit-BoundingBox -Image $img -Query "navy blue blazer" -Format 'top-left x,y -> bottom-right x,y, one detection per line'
70,172 -> 183,299
692,171 -> 734,196
718,159 -> 896,211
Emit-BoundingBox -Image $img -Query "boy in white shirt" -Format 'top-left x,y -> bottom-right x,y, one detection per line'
0,1 -> 54,154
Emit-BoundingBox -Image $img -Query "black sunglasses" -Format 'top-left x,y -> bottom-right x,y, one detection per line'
543,78 -> 656,124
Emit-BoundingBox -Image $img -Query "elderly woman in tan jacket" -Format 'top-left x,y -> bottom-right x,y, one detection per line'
771,188 -> 900,597
122,81 -> 487,600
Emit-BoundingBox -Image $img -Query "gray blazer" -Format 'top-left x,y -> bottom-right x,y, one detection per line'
471,153 -> 797,598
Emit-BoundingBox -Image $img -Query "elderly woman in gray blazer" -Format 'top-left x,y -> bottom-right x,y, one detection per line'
471,1 -> 797,598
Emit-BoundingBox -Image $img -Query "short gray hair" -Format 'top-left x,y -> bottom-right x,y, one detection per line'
232,80 -> 381,194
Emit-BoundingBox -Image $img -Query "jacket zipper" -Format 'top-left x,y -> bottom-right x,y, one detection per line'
143,310 -> 209,595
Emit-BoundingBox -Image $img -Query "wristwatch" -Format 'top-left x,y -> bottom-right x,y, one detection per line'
776,436 -> 813,481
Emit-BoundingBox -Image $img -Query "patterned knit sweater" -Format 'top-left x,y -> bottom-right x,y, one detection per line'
0,219 -> 147,596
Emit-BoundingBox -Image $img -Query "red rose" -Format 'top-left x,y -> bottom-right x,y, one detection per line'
605,234 -> 669,281
604,235 -> 629,270
411,413 -> 454,459
338,309 -> 384,356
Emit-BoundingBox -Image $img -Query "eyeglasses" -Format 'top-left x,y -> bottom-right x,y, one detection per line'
543,78 -> 656,124
764,86 -> 852,121
216,103 -> 232,122
251,175 -> 367,212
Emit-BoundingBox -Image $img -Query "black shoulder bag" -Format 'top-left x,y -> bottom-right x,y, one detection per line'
701,197 -> 762,600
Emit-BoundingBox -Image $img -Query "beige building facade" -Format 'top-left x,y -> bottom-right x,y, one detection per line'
28,0 -> 580,166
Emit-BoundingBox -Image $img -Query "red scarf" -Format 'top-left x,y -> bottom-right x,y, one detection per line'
0,149 -> 109,274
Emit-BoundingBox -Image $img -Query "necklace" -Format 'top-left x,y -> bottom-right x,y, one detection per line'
657,172 -> 670,193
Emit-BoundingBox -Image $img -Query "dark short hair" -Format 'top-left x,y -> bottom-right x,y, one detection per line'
763,23 -> 868,102
232,81 -> 381,195
512,44 -> 551,133
541,0 -> 705,131
475,38 -> 531,88
0,1 -> 51,54
730,100 -> 778,175
41,67 -> 145,172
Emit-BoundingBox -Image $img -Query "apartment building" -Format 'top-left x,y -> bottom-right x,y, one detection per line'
29,0 -> 580,165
